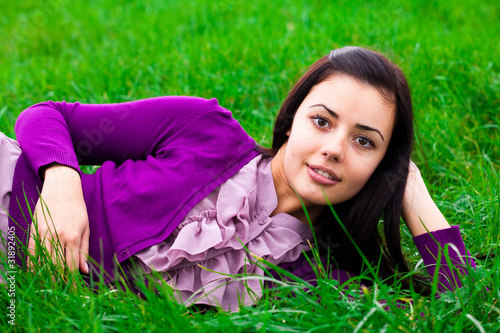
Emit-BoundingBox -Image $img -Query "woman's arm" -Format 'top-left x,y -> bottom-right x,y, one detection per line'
17,97 -> 219,273
402,161 -> 451,237
15,96 -> 226,177
16,97 -> 255,268
403,161 -> 476,291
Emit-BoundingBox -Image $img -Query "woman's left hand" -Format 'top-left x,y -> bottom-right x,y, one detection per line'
28,164 -> 90,274
402,160 -> 451,237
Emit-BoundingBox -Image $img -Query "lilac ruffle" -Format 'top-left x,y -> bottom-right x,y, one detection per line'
133,156 -> 314,311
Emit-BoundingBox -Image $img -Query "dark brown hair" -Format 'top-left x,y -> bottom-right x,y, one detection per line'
269,46 -> 419,287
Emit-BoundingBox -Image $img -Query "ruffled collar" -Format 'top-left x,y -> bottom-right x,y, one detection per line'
255,156 -> 315,242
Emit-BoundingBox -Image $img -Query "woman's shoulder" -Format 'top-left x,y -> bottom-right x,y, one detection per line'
124,95 -> 233,120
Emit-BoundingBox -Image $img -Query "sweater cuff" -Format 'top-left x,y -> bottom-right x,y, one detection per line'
412,225 -> 476,291
413,226 -> 462,262
28,149 -> 81,180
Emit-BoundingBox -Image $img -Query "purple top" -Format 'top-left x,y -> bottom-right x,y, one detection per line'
9,96 -> 476,310
10,97 -> 259,277
132,155 -> 316,311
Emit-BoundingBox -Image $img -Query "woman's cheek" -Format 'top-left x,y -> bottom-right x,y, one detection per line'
356,165 -> 378,188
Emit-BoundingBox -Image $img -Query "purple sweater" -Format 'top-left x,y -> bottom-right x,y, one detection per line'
10,96 -> 475,292
10,97 -> 259,278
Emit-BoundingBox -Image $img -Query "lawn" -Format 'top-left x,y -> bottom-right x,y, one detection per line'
1,0 -> 499,331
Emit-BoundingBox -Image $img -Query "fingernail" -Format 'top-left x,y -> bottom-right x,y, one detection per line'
85,262 -> 89,274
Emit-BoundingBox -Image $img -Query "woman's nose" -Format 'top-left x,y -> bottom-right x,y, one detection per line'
321,130 -> 346,162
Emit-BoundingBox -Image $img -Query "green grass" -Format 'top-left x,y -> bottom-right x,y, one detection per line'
0,0 -> 499,331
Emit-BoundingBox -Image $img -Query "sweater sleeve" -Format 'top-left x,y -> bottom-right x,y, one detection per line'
413,225 -> 476,292
14,96 -> 235,179
13,96 -> 260,270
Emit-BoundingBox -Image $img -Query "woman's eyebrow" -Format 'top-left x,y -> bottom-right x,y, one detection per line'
310,104 -> 385,142
356,124 -> 385,142
310,104 -> 339,118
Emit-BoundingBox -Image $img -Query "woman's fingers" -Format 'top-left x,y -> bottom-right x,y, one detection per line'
28,210 -> 48,268
44,236 -> 58,267
62,226 -> 90,274
27,229 -> 36,269
28,207 -> 81,272
27,223 -> 55,269
27,211 -> 41,269
65,243 -> 79,272
27,165 -> 89,274
29,222 -> 88,273
79,225 -> 90,274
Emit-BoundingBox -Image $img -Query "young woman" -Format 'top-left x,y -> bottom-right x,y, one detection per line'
1,46 -> 475,311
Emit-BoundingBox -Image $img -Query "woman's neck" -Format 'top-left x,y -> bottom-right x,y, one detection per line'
270,150 -> 324,225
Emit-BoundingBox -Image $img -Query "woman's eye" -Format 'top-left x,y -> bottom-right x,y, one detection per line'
355,136 -> 374,148
312,115 -> 330,128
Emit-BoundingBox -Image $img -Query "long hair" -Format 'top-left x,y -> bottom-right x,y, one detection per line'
268,46 -> 419,288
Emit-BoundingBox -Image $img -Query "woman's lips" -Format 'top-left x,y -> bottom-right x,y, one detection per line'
307,165 -> 340,185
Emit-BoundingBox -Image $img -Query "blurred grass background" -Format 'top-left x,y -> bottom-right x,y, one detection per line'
0,0 -> 499,331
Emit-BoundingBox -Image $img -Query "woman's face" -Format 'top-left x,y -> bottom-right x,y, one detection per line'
275,75 -> 396,208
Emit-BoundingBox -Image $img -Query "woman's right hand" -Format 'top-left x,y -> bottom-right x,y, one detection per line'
28,164 -> 90,274
402,160 -> 451,237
